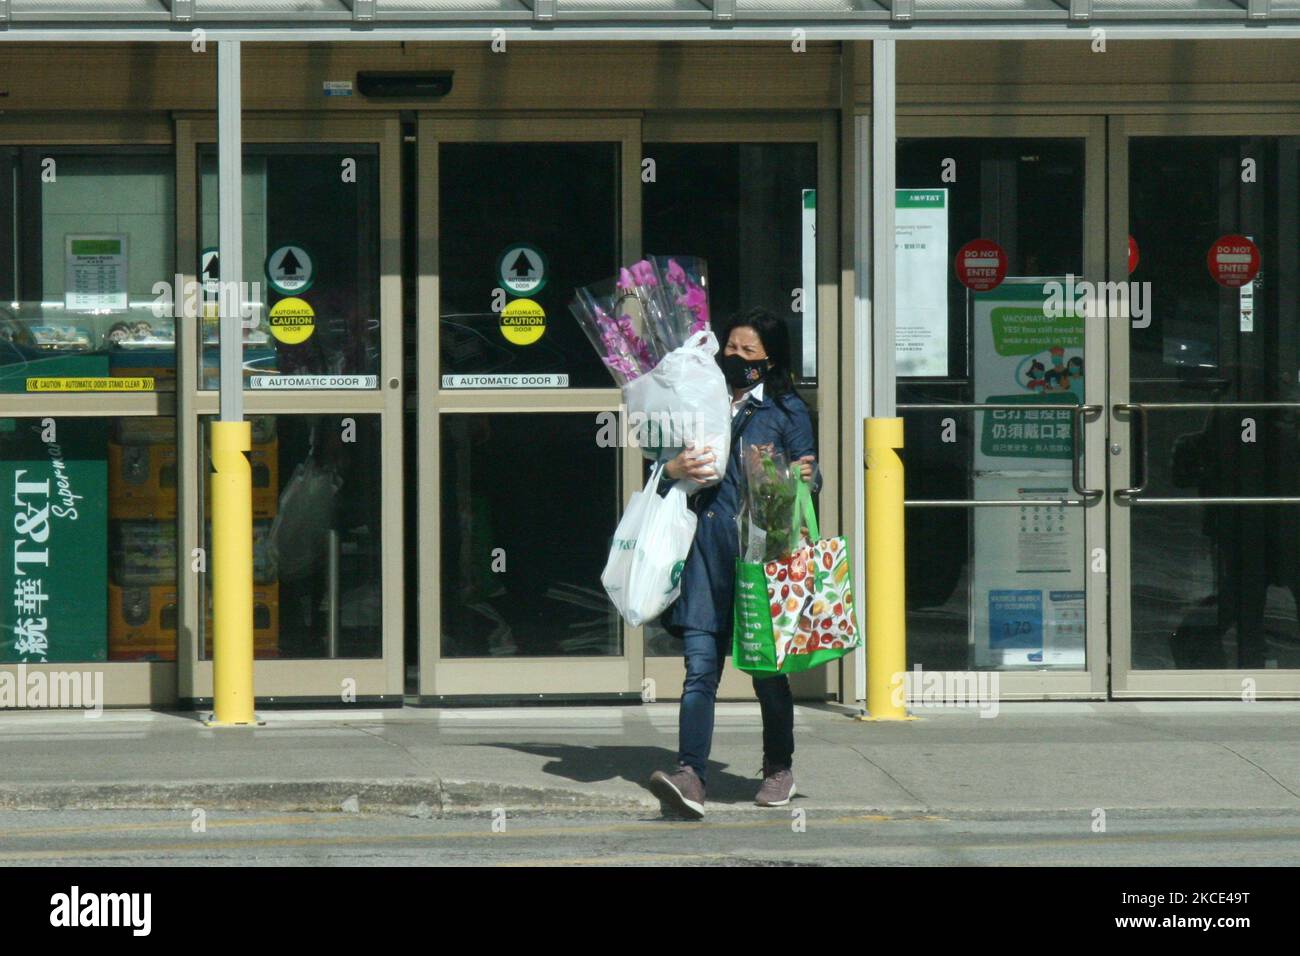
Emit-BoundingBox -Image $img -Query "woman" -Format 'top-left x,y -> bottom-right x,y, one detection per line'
648,307 -> 818,819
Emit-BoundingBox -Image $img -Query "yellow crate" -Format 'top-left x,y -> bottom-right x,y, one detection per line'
109,441 -> 178,520
108,583 -> 178,662
249,442 -> 279,517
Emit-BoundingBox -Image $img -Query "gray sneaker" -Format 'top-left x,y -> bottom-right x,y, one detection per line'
755,764 -> 796,807
649,764 -> 705,819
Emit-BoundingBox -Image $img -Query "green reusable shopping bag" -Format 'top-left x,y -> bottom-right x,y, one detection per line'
732,480 -> 862,676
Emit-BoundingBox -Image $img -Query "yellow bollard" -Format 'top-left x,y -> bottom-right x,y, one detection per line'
860,418 -> 914,721
208,420 -> 256,726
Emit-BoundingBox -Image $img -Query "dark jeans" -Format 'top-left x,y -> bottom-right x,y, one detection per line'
678,627 -> 794,787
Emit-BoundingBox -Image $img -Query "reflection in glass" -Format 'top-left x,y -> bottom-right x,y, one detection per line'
0,152 -> 176,393
200,414 -> 383,659
896,138 -> 1088,672
440,413 -> 619,658
439,143 -> 619,387
198,146 -> 380,388
1129,135 -> 1300,669
643,142 -> 819,380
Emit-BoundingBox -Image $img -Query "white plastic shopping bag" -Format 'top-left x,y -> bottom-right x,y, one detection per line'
622,329 -> 730,490
601,462 -> 698,627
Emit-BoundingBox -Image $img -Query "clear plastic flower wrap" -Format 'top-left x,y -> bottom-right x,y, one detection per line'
736,440 -> 801,563
568,279 -> 659,387
652,255 -> 711,343
615,258 -> 679,358
570,255 -> 713,388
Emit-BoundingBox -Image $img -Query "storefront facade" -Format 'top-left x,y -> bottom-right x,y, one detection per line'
2,13 -> 1299,706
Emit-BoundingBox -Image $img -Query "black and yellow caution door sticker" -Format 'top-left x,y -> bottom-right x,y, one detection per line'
499,298 -> 546,346
268,297 -> 316,345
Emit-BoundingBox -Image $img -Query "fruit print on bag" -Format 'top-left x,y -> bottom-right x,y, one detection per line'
778,536 -> 858,665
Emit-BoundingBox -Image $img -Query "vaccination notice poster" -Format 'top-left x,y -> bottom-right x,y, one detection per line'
895,189 -> 949,377
971,279 -> 1084,473
0,418 -> 108,663
969,279 -> 1086,669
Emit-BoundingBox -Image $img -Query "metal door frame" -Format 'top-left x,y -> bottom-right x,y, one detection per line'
416,115 -> 645,701
176,114 -> 406,706
895,114 -> 1110,699
1108,113 -> 1300,698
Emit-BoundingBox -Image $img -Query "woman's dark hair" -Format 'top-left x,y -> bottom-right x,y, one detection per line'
724,306 -> 796,398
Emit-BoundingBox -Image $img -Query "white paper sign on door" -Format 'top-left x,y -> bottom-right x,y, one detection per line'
800,188 -> 817,377
971,477 -> 1086,669
65,234 -> 129,312
895,189 -> 949,377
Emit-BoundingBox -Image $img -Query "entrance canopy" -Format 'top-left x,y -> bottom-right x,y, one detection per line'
2,0 -> 1299,40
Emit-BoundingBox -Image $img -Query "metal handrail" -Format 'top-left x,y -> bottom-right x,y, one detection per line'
1114,400 -> 1300,506
896,402 -> 1103,508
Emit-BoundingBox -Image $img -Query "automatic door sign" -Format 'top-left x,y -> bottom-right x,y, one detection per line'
1206,234 -> 1260,288
955,239 -> 1008,292
497,243 -> 548,296
266,244 -> 314,295
268,297 -> 316,345
499,298 -> 546,345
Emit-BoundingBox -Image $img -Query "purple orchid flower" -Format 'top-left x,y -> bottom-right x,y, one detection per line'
629,259 -> 659,288
664,258 -> 688,289
681,284 -> 709,323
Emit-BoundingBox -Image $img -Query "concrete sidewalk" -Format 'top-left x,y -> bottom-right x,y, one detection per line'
1,701 -> 1299,816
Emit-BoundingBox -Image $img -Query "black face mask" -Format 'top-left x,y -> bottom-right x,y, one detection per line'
719,353 -> 770,390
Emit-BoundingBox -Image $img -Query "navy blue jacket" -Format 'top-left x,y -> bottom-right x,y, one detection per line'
658,387 -> 818,638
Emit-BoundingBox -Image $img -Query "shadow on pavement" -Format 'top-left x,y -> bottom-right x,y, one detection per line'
479,742 -> 784,805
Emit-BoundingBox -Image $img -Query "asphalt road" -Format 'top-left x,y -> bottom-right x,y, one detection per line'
2,808 -> 1299,866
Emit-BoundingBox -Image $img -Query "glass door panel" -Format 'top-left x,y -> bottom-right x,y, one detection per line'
641,136 -> 822,700
176,117 -> 403,707
438,142 -> 619,389
196,144 -> 381,390
895,118 -> 1107,698
1112,118 -> 1300,695
418,118 -> 640,701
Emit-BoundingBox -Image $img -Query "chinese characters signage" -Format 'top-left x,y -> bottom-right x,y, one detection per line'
1,419 -> 108,663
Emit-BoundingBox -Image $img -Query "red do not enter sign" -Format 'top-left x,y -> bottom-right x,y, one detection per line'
1206,234 -> 1260,288
955,239 -> 1008,292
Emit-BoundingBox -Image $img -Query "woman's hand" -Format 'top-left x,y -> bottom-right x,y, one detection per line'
795,455 -> 816,483
665,443 -> 717,482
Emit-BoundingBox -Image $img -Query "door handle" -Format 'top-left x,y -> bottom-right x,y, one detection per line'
1111,400 -> 1300,505
896,401 -> 1101,507
1112,402 -> 1148,502
1071,403 -> 1103,502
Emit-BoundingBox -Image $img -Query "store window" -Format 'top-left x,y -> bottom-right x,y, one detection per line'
197,145 -> 381,390
440,413 -> 619,658
896,137 -> 1088,672
643,142 -> 819,382
0,150 -> 176,393
438,142 -> 620,389
1,416 -> 178,663
198,414 -> 383,660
